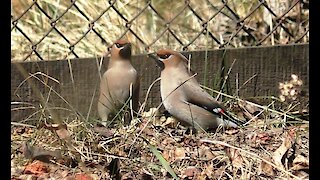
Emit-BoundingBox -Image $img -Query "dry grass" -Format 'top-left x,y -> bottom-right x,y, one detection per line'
11,69 -> 309,179
11,98 -> 309,179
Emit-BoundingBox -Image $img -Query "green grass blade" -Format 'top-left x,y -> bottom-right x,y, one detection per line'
148,144 -> 178,179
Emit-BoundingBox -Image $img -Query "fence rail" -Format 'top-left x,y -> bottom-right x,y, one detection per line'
11,0 -> 309,61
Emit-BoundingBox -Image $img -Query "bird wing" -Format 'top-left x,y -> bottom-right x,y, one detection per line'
182,78 -> 243,126
183,79 -> 224,113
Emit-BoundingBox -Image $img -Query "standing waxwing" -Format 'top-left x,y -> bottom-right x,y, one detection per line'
98,40 -> 140,126
152,49 -> 242,132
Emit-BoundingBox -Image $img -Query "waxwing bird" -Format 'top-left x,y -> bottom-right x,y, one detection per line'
152,49 -> 243,132
98,40 -> 140,126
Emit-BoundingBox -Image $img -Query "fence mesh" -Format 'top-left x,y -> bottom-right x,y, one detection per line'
11,0 -> 309,61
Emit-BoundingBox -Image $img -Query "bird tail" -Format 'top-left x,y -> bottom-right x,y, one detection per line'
220,111 -> 245,128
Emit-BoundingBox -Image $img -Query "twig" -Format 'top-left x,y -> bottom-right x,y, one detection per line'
217,58 -> 236,100
11,122 -> 36,128
139,77 -> 161,114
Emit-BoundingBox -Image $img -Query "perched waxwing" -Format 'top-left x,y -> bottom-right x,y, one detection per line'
98,40 -> 140,126
152,49 -> 242,132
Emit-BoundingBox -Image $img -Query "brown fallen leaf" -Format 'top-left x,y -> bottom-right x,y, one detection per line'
225,147 -> 248,168
174,147 -> 186,161
292,170 -> 309,179
75,173 -> 93,180
238,100 -> 262,120
56,128 -> 71,141
213,166 -> 227,179
272,129 -> 295,169
143,108 -> 161,126
162,117 -> 179,128
16,174 -> 38,180
200,164 -> 214,179
259,157 -> 275,177
92,126 -> 115,137
248,131 -> 272,147
161,137 -> 176,146
162,149 -> 174,162
142,127 -> 154,136
198,146 -> 215,160
291,154 -> 309,171
142,108 -> 159,118
23,160 -> 49,175
181,166 -> 200,179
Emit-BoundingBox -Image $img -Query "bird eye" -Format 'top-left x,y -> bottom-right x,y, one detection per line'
159,54 -> 171,59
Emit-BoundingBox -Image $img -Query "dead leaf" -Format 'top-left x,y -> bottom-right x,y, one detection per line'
174,147 -> 186,160
272,129 -> 295,169
142,108 -> 159,118
16,174 -> 37,180
75,173 -> 93,180
56,128 -> 71,140
291,154 -> 309,171
213,166 -> 226,179
248,131 -> 272,147
92,126 -> 115,137
225,148 -> 247,168
238,100 -> 262,120
200,164 -> 214,179
60,170 -> 70,178
259,158 -> 275,177
162,149 -> 174,162
293,170 -> 309,179
198,146 -> 215,160
143,108 -> 161,126
181,166 -> 200,179
143,127 -> 154,136
63,176 -> 76,180
162,117 -> 178,128
161,137 -> 175,146
23,160 -> 49,175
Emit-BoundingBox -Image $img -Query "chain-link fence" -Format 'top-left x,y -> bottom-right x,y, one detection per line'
11,0 -> 309,61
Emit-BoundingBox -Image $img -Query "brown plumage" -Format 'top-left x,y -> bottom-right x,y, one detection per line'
154,49 -> 241,131
98,40 -> 140,126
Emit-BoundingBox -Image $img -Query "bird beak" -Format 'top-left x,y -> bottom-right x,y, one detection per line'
119,43 -> 131,59
148,53 -> 165,70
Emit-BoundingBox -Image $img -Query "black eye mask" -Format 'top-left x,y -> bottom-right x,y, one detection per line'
158,54 -> 171,59
115,43 -> 125,48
